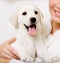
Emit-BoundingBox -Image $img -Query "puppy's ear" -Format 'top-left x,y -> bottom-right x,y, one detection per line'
10,12 -> 18,28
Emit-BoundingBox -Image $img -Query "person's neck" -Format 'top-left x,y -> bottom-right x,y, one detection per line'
52,20 -> 60,34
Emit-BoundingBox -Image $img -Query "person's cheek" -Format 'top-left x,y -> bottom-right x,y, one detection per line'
49,1 -> 52,15
58,0 -> 60,4
49,0 -> 56,8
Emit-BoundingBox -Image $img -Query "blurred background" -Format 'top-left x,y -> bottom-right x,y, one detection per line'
0,0 -> 48,3
0,0 -> 50,44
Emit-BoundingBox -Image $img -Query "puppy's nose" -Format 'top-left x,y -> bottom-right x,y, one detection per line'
30,17 -> 36,23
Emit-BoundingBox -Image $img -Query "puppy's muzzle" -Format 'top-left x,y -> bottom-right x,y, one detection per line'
24,17 -> 36,31
30,17 -> 36,24
24,24 -> 36,31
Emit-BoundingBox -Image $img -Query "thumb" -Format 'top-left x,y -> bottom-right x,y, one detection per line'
6,37 -> 16,44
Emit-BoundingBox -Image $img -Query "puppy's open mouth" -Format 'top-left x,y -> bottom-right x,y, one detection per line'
24,24 -> 36,36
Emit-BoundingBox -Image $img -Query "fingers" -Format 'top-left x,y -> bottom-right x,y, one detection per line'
0,47 -> 13,59
6,45 -> 20,59
2,48 -> 19,60
9,46 -> 20,59
0,37 -> 20,60
0,58 -> 10,63
6,37 -> 16,44
0,53 -> 13,60
0,46 -> 20,60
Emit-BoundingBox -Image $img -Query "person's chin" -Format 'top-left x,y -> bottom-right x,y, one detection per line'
53,16 -> 60,23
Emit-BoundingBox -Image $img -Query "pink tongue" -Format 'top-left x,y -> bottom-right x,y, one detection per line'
28,27 -> 36,36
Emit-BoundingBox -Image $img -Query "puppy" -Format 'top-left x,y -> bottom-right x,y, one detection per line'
10,4 -> 51,62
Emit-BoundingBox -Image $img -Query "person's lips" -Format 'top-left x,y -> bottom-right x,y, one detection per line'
54,9 -> 60,17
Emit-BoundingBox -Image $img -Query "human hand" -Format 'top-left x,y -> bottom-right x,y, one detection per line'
0,37 -> 20,60
0,58 -> 10,63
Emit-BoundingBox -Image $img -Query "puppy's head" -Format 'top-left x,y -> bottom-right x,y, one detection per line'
10,4 -> 43,36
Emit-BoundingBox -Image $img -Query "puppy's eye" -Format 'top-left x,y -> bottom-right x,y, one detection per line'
34,11 -> 38,14
22,12 -> 27,15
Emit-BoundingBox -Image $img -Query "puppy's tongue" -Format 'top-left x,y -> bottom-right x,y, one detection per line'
28,27 -> 36,36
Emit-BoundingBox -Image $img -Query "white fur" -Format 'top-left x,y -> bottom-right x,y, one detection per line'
10,4 -> 51,62
47,30 -> 60,62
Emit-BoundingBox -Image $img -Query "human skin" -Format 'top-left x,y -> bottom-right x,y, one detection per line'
49,0 -> 60,34
0,37 -> 20,60
0,58 -> 10,63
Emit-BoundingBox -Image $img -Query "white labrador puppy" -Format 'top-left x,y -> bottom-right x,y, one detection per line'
10,4 -> 51,62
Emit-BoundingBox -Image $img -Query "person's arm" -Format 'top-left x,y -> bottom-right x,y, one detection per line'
0,37 -> 19,60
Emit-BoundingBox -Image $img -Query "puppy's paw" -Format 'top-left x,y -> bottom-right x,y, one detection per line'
46,58 -> 54,63
21,56 -> 34,62
43,57 -> 54,63
35,57 -> 43,63
25,57 -> 34,62
52,56 -> 60,62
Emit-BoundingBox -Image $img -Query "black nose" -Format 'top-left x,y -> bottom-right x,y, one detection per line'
30,17 -> 36,23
